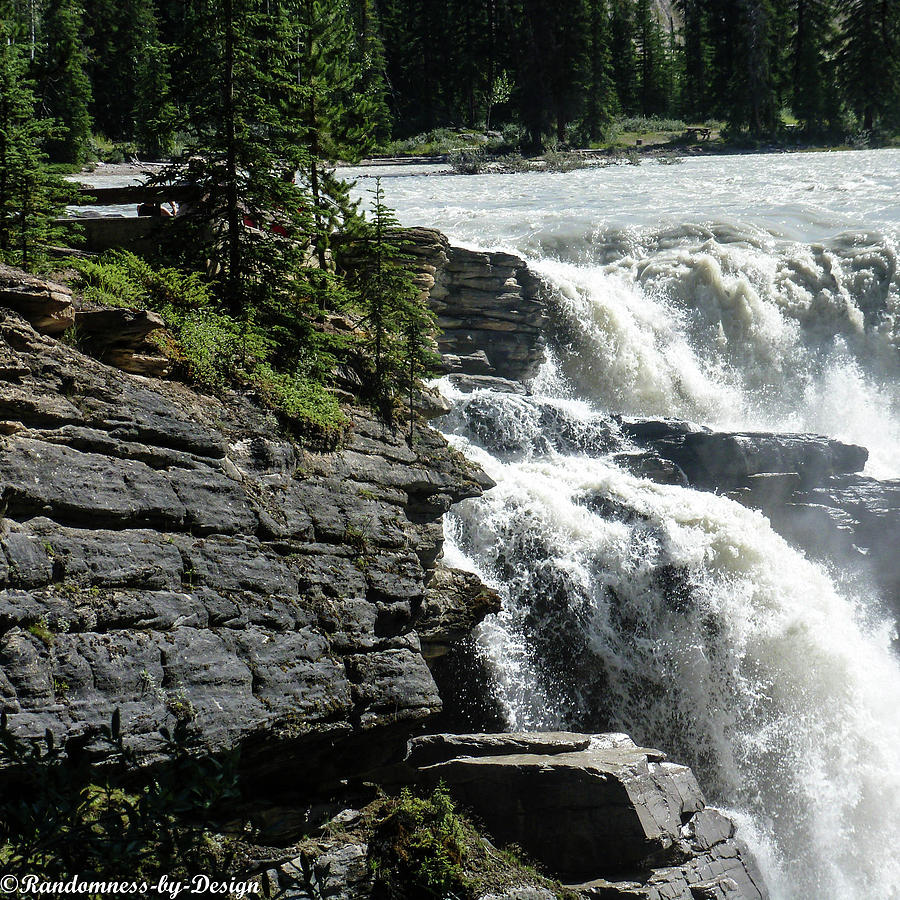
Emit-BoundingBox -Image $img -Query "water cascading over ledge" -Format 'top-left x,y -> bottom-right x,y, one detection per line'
402,225 -> 900,900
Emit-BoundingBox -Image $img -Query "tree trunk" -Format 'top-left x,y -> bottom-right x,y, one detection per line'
223,0 -> 242,314
485,0 -> 495,130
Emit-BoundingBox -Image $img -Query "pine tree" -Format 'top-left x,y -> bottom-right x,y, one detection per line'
635,0 -> 671,116
837,0 -> 900,132
81,0 -> 131,141
610,0 -> 638,115
701,0 -> 779,134
294,0 -> 375,265
509,0 -> 589,148
81,0 -> 177,158
0,32 -> 72,267
350,178 -> 437,424
737,0 -> 778,133
133,3 -> 176,159
582,0 -> 615,141
483,0 -> 501,130
677,0 -> 712,121
169,0 -> 316,313
35,0 -> 93,163
791,0 -> 837,129
350,0 -> 392,145
0,0 -> 33,46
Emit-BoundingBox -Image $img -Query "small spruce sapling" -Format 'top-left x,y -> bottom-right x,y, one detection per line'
352,178 -> 438,428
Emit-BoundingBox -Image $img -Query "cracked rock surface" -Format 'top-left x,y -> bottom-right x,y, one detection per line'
0,310 -> 493,793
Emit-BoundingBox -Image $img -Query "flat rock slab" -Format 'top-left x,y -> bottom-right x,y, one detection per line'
0,267 -> 74,335
407,730 -> 595,766
407,731 -> 767,899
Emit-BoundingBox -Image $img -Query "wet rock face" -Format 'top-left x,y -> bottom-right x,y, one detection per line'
0,312 -> 494,795
617,418 -> 869,492
407,732 -> 768,899
617,417 -> 900,621
416,564 -> 502,659
337,227 -> 548,382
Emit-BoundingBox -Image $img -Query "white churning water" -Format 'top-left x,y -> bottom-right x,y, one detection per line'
347,150 -> 900,899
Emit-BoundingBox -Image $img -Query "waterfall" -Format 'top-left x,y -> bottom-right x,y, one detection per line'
434,242 -> 900,898
347,150 -> 900,899
439,369 -> 900,899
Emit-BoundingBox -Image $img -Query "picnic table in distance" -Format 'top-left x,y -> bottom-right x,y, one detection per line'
684,127 -> 712,141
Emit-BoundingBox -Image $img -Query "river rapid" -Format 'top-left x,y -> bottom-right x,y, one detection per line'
349,150 -> 900,899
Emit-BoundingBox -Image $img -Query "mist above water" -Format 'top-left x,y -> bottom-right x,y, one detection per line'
348,150 -> 900,476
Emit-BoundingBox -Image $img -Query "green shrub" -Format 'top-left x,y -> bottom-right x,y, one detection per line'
369,784 -> 469,898
174,309 -> 251,389
0,711 -> 240,882
617,115 -> 688,133
74,250 -> 214,312
542,150 -> 588,173
449,148 -> 487,175
253,364 -> 348,442
73,257 -> 145,308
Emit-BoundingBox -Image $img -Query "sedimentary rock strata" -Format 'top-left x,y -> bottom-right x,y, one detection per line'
0,310 -> 492,794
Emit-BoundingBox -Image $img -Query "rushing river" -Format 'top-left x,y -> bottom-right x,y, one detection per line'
349,151 -> 900,900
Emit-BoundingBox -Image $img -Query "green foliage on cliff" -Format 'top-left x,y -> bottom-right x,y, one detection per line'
253,364 -> 348,442
74,250 -> 213,311
370,784 -> 468,897
73,250 -> 351,440
0,711 -> 239,882
366,785 -> 576,900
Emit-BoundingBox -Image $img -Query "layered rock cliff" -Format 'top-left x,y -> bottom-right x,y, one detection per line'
0,308 -> 493,795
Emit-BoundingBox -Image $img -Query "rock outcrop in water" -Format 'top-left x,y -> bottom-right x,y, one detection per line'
617,418 -> 900,620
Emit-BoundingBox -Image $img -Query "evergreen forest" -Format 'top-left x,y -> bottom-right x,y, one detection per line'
0,0 -> 898,437
2,0 -> 899,169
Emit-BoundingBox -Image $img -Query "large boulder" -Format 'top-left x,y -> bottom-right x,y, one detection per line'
616,417 -> 900,621
407,732 -> 768,899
